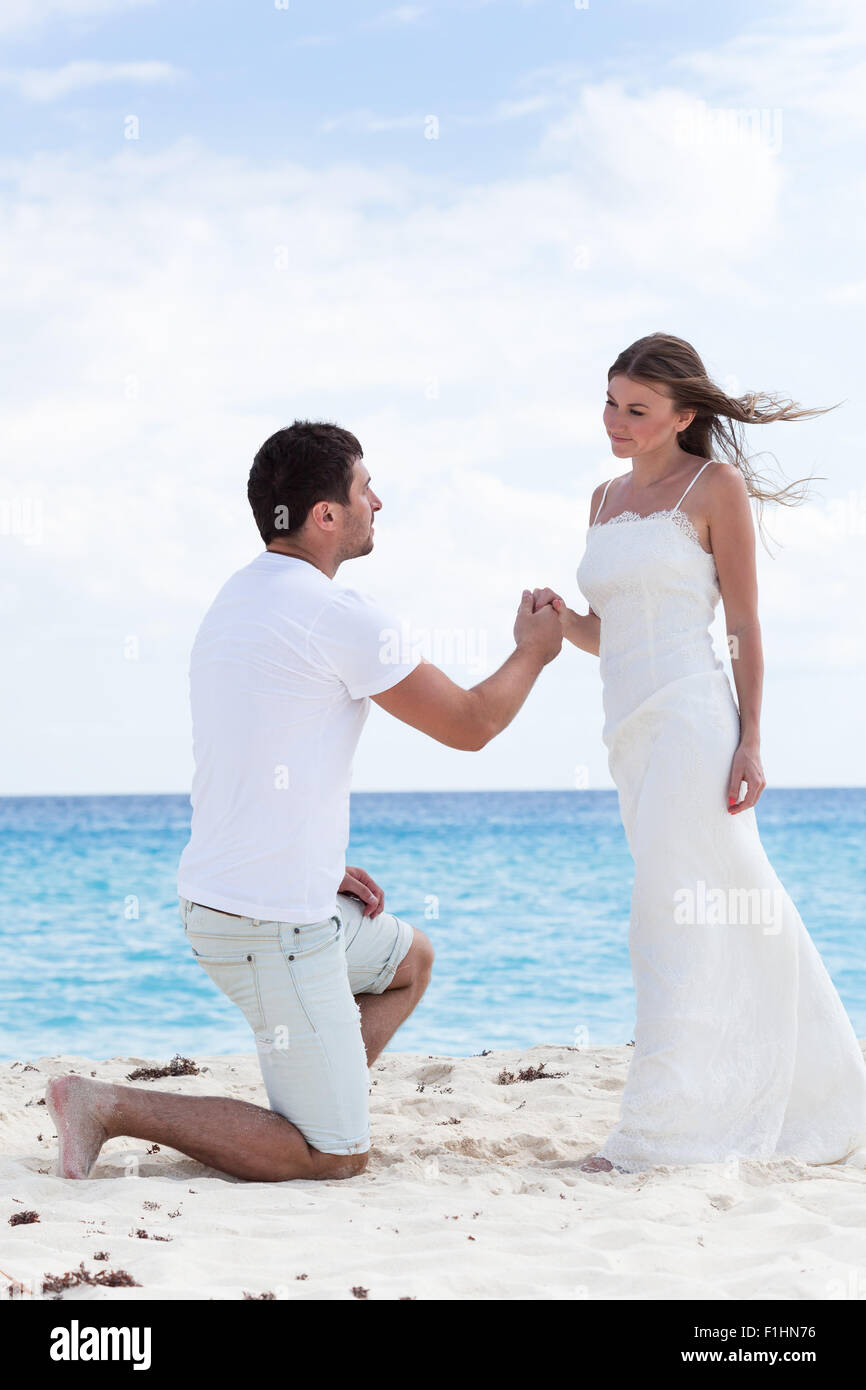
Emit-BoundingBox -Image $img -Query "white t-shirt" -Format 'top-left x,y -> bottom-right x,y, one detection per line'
177,551 -> 421,923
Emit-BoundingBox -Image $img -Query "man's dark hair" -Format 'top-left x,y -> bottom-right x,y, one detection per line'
247,420 -> 363,543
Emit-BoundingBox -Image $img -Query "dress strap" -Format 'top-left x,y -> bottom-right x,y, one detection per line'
592,478 -> 614,525
674,459 -> 712,510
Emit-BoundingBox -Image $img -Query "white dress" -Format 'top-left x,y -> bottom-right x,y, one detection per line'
576,460 -> 866,1171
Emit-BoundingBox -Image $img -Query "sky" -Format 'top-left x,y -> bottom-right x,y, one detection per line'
1,0 -> 864,793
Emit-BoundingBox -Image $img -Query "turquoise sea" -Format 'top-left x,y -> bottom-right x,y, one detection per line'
0,789 -> 863,1061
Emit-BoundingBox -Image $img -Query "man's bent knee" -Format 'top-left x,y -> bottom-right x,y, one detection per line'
311,1148 -> 369,1180
416,932 -> 434,984
415,929 -> 435,973
389,928 -> 434,994
410,930 -> 434,994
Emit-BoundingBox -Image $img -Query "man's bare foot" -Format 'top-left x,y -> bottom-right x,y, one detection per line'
580,1154 -> 614,1173
45,1075 -> 112,1179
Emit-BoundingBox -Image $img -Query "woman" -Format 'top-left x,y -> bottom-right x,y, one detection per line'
535,332 -> 866,1173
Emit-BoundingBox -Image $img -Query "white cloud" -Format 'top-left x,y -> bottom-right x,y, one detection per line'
0,0 -> 157,38
538,81 -> 782,283
825,280 -> 866,306
366,5 -> 428,27
493,94 -> 554,121
671,0 -> 866,127
0,60 -> 182,102
0,54 -> 862,790
320,109 -> 426,134
292,33 -> 339,50
291,4 -> 428,49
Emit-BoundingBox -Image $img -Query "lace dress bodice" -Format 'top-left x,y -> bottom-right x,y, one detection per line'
576,507 -> 723,738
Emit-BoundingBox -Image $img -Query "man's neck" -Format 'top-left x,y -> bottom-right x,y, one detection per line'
265,543 -> 337,580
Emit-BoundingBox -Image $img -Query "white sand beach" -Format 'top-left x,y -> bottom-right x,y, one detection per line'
2,1043 -> 866,1302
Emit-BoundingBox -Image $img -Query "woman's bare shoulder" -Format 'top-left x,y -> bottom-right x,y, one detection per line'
702,459 -> 749,505
590,472 -> 629,503
703,457 -> 743,482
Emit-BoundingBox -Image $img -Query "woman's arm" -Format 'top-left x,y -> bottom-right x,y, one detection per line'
707,462 -> 767,814
530,589 -> 599,652
531,481 -> 608,656
555,604 -> 601,656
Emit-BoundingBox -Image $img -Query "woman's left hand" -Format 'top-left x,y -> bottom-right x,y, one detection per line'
727,742 -> 766,814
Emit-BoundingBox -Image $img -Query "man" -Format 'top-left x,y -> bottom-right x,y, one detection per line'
47,421 -> 562,1182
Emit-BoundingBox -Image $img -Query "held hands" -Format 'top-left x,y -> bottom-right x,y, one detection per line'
531,587 -> 566,618
727,742 -> 766,815
526,588 -> 601,657
339,865 -> 385,917
529,586 -> 576,635
514,589 -> 563,665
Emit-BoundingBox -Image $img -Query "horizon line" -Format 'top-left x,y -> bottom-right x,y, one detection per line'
1,786 -> 864,798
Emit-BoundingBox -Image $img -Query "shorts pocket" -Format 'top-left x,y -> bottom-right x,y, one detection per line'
189,945 -> 267,1035
282,938 -> 359,1041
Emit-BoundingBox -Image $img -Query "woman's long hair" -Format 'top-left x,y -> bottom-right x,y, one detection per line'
608,333 -> 837,539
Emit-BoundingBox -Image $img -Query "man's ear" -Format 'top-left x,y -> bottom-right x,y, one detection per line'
313,499 -> 336,530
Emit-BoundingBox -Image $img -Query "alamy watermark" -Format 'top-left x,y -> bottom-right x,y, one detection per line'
674,103 -> 783,155
0,497 -> 43,545
673,880 -> 783,935
379,622 -> 488,677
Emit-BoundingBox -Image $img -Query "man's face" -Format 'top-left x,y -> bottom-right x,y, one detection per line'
338,456 -> 382,561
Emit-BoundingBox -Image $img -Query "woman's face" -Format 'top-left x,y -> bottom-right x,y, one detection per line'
604,373 -> 694,459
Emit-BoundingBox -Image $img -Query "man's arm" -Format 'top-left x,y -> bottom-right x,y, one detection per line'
372,591 -> 561,751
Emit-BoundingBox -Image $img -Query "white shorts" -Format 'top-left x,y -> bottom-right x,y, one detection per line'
179,892 -> 414,1155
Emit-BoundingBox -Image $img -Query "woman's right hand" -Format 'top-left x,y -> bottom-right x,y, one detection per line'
532,588 -> 600,656
531,586 -> 564,615
532,587 -> 573,632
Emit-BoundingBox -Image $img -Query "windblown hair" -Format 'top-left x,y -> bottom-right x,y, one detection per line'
248,420 -> 362,543
608,333 -> 837,534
